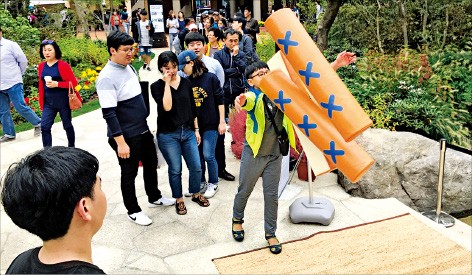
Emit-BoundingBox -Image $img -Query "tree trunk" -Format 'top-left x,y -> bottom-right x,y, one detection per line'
441,6 -> 449,49
398,0 -> 408,47
99,4 -> 107,35
315,0 -> 343,51
376,0 -> 384,53
422,0 -> 429,50
71,0 -> 90,38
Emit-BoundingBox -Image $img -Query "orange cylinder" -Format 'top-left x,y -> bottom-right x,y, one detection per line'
265,8 -> 372,142
260,70 -> 374,183
280,52 -> 317,105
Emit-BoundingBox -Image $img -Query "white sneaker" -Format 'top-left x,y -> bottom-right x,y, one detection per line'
184,182 -> 207,197
128,211 -> 152,226
203,183 -> 219,199
148,197 -> 176,207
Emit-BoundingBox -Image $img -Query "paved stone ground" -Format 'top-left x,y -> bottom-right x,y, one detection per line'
1,48 -> 470,274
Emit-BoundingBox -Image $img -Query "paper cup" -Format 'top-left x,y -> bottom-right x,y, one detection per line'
44,76 -> 52,82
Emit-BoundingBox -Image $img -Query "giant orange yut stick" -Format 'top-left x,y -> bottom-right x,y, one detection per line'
260,70 -> 374,182
265,8 -> 372,142
267,52 -> 334,175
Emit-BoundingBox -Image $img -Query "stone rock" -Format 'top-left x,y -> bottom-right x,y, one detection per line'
338,128 -> 472,214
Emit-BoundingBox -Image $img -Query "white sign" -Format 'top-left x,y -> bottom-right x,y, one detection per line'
149,4 -> 164,33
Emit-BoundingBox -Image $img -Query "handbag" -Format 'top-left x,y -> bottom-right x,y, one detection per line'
263,95 -> 289,156
68,82 -> 82,110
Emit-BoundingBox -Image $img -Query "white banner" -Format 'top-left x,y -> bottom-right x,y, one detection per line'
149,4 -> 164,33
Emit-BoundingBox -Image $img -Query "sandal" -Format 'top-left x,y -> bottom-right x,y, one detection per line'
191,194 -> 210,207
265,234 -> 282,254
232,218 -> 245,242
175,201 -> 187,215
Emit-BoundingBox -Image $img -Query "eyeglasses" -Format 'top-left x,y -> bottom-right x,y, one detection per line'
118,46 -> 135,53
41,39 -> 54,45
250,70 -> 269,78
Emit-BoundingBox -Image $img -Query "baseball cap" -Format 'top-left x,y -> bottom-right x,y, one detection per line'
188,23 -> 198,31
177,50 -> 198,71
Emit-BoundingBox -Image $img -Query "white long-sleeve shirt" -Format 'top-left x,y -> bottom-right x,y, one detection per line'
0,37 -> 28,90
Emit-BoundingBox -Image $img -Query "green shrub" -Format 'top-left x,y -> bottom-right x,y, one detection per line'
347,49 -> 470,148
256,34 -> 275,63
0,7 -> 41,49
23,66 -> 39,98
58,38 -> 109,68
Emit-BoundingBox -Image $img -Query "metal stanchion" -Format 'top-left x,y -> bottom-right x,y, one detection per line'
421,139 -> 455,227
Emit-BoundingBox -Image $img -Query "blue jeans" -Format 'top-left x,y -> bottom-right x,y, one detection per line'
157,126 -> 202,198
122,22 -> 130,34
199,130 -> 219,184
41,104 -> 75,147
0,83 -> 41,137
169,33 -> 178,52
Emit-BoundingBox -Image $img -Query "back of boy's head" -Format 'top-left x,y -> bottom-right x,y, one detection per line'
107,31 -> 134,55
1,147 -> 100,241
245,60 -> 269,79
185,32 -> 205,46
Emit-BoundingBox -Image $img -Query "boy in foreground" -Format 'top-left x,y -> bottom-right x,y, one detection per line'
2,147 -> 106,273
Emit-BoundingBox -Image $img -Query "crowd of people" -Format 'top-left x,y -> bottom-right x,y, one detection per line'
0,6 -> 357,272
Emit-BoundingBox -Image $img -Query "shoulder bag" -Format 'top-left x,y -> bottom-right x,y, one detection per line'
68,82 -> 82,110
263,95 -> 289,156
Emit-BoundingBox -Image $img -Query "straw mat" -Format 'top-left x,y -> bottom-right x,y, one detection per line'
212,213 -> 472,274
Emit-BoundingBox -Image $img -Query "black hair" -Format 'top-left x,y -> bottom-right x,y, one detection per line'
231,17 -> 246,30
208,27 -> 223,41
157,51 -> 178,73
244,6 -> 253,14
1,147 -> 99,241
189,57 -> 208,79
39,41 -> 62,59
184,18 -> 192,26
223,28 -> 242,41
185,32 -> 206,46
245,60 -> 269,79
140,10 -> 148,16
234,12 -> 244,18
107,31 -> 134,55
218,18 -> 228,29
203,16 -> 214,27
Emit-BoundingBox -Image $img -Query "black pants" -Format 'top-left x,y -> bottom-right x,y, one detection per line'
216,132 -> 226,173
109,131 -> 162,214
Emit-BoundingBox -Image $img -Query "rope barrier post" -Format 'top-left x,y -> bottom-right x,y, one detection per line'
421,139 -> 455,228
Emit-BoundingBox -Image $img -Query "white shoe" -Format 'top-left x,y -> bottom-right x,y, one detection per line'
128,211 -> 152,226
184,182 -> 207,197
203,183 -> 219,199
148,197 -> 176,207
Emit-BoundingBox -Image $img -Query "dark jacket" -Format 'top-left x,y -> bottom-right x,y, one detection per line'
245,17 -> 259,45
240,34 -> 259,64
132,19 -> 154,45
178,27 -> 189,50
213,46 -> 247,104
